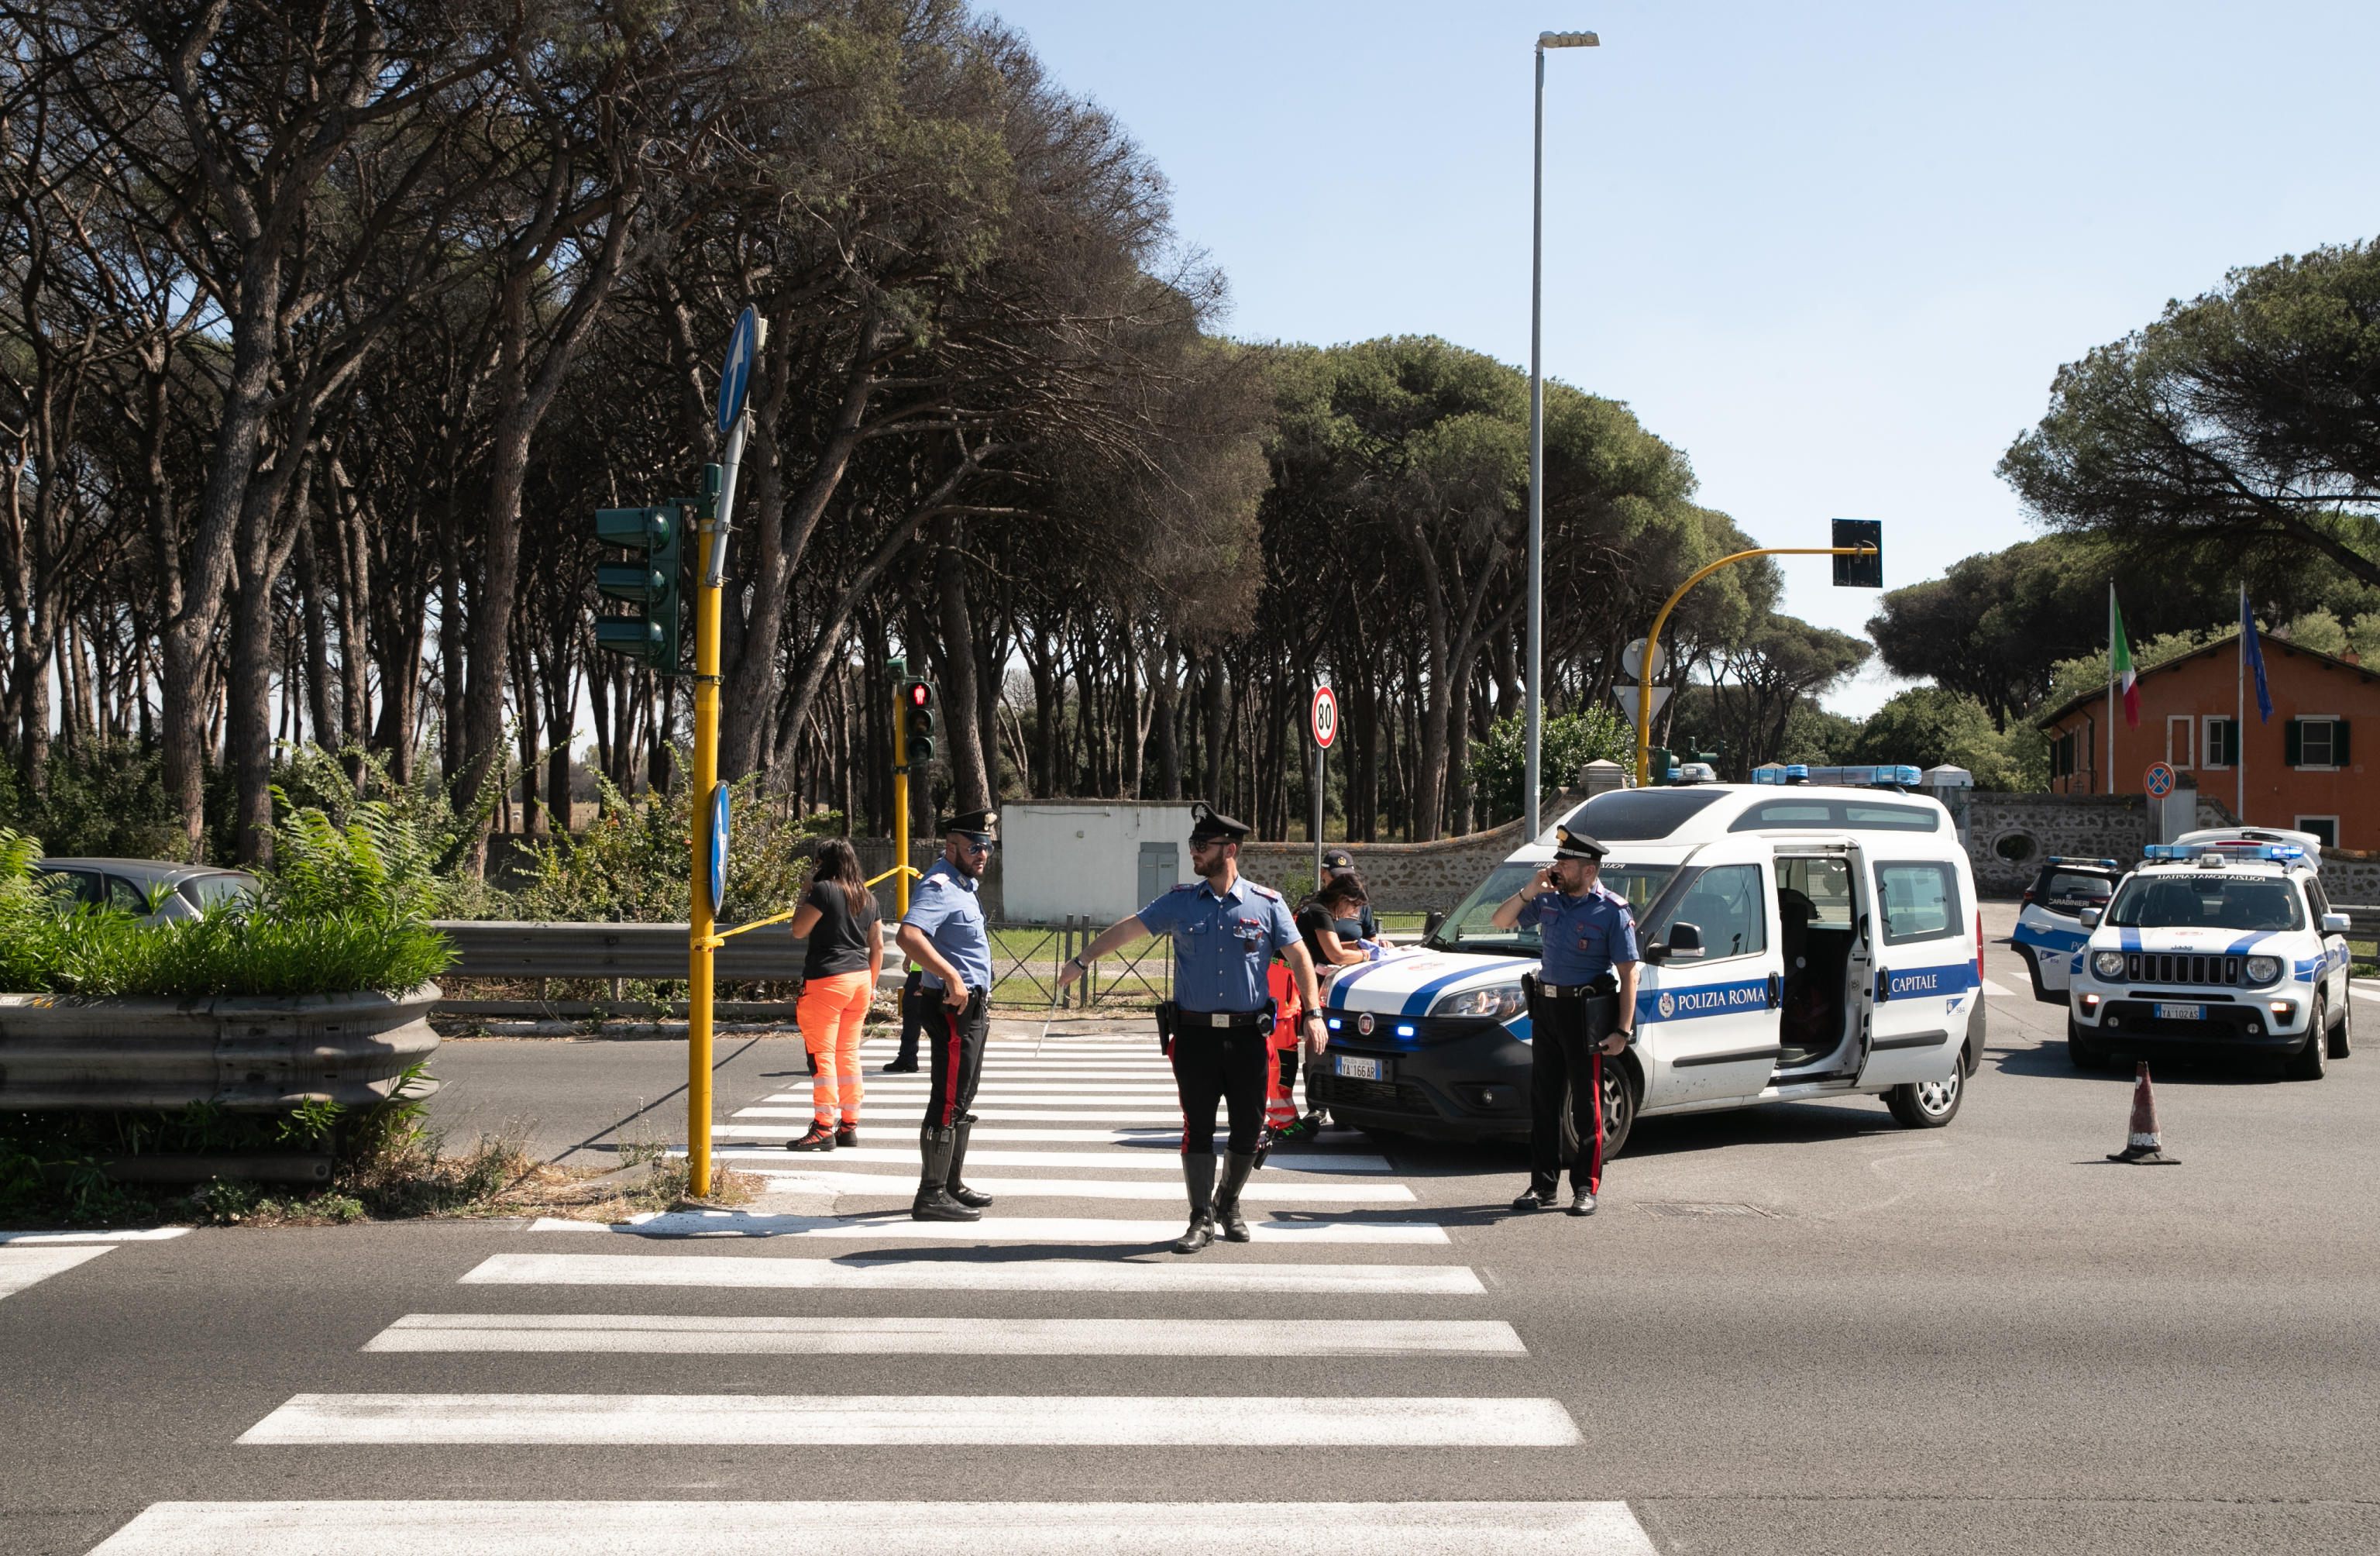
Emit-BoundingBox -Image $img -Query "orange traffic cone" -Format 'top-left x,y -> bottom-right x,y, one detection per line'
2106,1062 -> 2179,1165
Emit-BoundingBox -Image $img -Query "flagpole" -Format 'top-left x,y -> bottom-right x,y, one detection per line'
2237,584 -> 2247,823
2106,581 -> 2116,797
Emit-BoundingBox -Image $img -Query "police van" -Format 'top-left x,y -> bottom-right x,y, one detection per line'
1319,766 -> 1986,1155
2012,857 -> 2123,1003
2064,838 -> 2354,1078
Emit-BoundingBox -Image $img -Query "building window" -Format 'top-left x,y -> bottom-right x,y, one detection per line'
2296,816 -> 2338,849
2203,717 -> 2237,769
2285,717 -> 2350,769
2166,715 -> 2193,769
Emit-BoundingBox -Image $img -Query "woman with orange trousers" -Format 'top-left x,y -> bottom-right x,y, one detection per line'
785,840 -> 883,1151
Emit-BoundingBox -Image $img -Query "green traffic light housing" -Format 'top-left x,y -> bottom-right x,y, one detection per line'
593,504 -> 683,671
900,678 -> 939,767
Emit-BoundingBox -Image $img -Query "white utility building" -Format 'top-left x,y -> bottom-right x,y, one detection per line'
999,801 -> 1202,923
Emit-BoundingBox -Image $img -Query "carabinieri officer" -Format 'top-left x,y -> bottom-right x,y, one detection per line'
1488,822 -> 1639,1217
896,808 -> 999,1222
1059,804 -> 1326,1254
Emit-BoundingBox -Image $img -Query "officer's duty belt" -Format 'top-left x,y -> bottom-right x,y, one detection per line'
1535,981 -> 1603,999
1175,1009 -> 1267,1029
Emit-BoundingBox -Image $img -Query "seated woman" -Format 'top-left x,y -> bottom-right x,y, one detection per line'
1274,876 -> 1374,1144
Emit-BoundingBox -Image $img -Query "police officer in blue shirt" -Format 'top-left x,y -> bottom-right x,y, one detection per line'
1061,804 -> 1326,1253
896,809 -> 999,1222
1490,823 -> 1639,1216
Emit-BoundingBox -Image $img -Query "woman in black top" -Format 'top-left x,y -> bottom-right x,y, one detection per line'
1278,876 -> 1372,1144
786,839 -> 882,1151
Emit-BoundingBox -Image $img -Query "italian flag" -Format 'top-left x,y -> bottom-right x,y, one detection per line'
2110,586 -> 2140,728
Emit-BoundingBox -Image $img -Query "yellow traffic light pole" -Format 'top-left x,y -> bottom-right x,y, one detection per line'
1633,544 -> 1878,787
688,470 -> 723,1200
892,675 -> 912,919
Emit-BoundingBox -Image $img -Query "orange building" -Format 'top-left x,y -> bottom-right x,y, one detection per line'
2039,633 -> 2375,849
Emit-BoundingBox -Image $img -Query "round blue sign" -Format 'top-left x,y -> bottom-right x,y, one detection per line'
717,305 -> 758,434
707,782 -> 730,917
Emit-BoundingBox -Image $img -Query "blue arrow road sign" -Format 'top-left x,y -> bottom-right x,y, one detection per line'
717,305 -> 758,434
707,782 -> 730,917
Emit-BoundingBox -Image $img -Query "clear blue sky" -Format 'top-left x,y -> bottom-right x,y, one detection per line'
985,0 -> 2380,715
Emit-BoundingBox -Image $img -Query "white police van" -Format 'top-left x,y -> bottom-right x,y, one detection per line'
2065,838 -> 2354,1078
2012,857 -> 2123,1003
1319,766 -> 1986,1155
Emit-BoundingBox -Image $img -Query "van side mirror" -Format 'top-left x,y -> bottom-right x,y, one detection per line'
1663,921 -> 1706,960
1422,909 -> 1447,939
2323,911 -> 2352,934
2079,907 -> 2103,928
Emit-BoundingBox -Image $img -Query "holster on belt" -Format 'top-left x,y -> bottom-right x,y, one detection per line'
1521,972 -> 1540,1017
1154,1000 -> 1179,1057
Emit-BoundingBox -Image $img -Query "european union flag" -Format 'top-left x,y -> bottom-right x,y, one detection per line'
2241,588 -> 2273,723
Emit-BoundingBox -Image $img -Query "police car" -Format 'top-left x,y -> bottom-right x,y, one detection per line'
2012,857 -> 2123,1003
1319,766 -> 1986,1155
2065,840 -> 2354,1078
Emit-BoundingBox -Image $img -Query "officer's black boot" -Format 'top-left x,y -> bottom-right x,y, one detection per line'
1213,1148 -> 1257,1242
946,1117 -> 992,1210
912,1128 -> 979,1222
1171,1155 -> 1216,1254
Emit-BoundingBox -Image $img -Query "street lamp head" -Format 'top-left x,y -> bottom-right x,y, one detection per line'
1539,29 -> 1600,48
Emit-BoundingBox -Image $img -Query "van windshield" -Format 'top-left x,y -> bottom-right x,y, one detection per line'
2106,874 -> 2304,933
1428,861 -> 1677,959
1556,790 -> 1725,841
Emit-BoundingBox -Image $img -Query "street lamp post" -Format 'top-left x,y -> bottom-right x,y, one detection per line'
1526,28 -> 1598,840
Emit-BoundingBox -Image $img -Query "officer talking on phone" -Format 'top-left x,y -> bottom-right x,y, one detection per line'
1488,823 -> 1638,1217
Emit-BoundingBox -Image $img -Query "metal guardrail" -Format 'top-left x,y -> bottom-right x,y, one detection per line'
2341,906 -> 2380,939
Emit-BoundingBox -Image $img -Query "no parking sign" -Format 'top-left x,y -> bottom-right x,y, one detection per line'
2144,762 -> 2175,798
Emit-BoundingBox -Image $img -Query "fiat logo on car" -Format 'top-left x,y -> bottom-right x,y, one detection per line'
1357,1011 -> 1375,1036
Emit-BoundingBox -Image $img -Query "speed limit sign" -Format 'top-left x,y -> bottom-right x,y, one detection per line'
1311,683 -> 1338,749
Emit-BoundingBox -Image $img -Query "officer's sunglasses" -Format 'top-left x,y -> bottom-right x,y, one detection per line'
957,838 -> 996,855
1188,838 -> 1232,855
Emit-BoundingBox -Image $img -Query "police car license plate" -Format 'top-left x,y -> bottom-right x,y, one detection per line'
1334,1055 -> 1388,1082
2154,1003 -> 2204,1022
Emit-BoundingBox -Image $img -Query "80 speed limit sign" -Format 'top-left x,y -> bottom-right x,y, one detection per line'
1311,683 -> 1338,749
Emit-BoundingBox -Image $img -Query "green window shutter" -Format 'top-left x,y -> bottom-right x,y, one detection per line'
2225,720 -> 2241,766
2335,718 -> 2351,765
2283,718 -> 2303,766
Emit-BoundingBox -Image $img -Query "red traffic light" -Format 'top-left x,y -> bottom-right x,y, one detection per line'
906,681 -> 933,707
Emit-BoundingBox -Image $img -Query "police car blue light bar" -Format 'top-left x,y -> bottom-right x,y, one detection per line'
1785,763 -> 1810,784
2141,844 -> 2196,860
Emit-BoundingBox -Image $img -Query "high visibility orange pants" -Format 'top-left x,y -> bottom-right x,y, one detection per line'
1266,962 -> 1304,1131
796,969 -> 872,1126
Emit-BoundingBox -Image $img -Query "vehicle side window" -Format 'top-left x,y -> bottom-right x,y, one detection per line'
104,875 -> 152,914
2304,876 -> 2333,924
1659,864 -> 1768,961
1876,862 -> 1959,945
36,868 -> 100,906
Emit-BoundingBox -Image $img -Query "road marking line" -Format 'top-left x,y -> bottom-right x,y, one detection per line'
1980,976 -> 2024,997
237,1394 -> 1580,1447
0,1227 -> 188,1245
701,1146 -> 1391,1172
0,1245 -> 111,1300
364,1315 -> 1521,1355
459,1252 -> 1487,1294
530,1212 -> 1449,1244
729,1170 -> 1414,1203
89,1499 -> 1655,1554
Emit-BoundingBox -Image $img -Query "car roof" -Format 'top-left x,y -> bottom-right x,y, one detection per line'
1536,783 -> 1958,852
36,858 -> 256,882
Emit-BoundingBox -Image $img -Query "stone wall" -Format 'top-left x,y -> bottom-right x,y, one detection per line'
1962,790 -> 2380,903
1237,793 -> 1582,914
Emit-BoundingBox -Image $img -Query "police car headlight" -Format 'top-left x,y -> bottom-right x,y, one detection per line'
2243,955 -> 2282,985
1433,983 -> 1526,1020
2091,951 -> 2127,979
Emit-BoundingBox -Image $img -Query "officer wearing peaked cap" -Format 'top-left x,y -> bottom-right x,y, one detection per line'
1061,803 -> 1326,1254
1489,821 -> 1639,1217
896,808 -> 999,1221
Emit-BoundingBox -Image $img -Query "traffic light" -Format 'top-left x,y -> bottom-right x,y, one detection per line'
899,678 -> 939,768
593,504 -> 683,671
1831,518 -> 1883,588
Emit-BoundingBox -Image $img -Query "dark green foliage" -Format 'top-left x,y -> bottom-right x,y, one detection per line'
0,745 -> 186,860
1470,709 -> 1632,825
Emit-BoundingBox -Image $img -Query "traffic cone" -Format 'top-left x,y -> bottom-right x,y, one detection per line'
2106,1062 -> 2179,1165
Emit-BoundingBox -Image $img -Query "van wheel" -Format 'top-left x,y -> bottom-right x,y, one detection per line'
2285,998 -> 2328,1080
1886,1069 -> 1962,1128
1558,1056 -> 1639,1162
2066,1018 -> 2110,1070
2328,993 -> 2352,1059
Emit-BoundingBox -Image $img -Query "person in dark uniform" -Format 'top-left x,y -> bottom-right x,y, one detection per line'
895,809 -> 999,1222
1060,803 -> 1326,1254
1488,823 -> 1639,1216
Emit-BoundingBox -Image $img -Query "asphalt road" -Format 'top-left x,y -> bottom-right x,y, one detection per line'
8,901 -> 2380,1554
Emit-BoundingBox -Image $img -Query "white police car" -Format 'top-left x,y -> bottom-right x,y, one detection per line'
1319,766 -> 1986,1155
2065,841 -> 2354,1078
2012,857 -> 2123,1003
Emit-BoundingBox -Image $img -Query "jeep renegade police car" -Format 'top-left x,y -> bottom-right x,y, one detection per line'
2065,840 -> 2354,1077
1319,768 -> 1985,1155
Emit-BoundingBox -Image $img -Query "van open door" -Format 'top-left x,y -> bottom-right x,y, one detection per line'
1859,850 -> 1978,1089
1770,838 -> 1871,1079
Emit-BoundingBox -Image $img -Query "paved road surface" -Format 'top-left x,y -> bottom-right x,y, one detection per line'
8,903 -> 2380,1553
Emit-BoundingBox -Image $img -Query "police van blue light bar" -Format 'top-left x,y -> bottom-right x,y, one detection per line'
2141,844 -> 2196,860
1752,766 -> 1785,785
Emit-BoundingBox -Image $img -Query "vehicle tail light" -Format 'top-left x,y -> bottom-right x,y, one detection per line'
1975,909 -> 1985,978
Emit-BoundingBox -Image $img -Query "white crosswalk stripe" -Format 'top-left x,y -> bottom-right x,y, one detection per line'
363,1313 -> 1524,1355
239,1392 -> 1582,1446
100,1028 -> 1664,1552
0,1245 -> 112,1300
89,1499 -> 1659,1554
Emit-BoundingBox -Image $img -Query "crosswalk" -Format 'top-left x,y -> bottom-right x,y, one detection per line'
85,1027 -> 1660,1554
